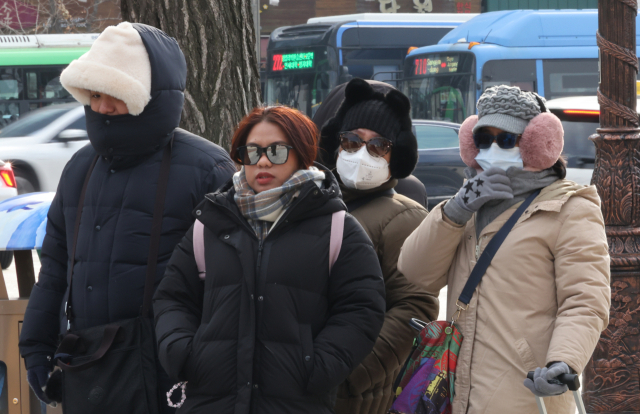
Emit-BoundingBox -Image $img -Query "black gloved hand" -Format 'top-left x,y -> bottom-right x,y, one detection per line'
44,369 -> 63,404
27,365 -> 53,405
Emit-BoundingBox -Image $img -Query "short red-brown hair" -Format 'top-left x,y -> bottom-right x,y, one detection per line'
229,106 -> 319,169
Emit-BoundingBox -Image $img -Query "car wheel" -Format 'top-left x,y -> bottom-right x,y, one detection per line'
15,175 -> 36,195
0,251 -> 13,269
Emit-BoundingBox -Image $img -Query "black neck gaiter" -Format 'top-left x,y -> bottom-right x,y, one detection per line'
85,91 -> 183,170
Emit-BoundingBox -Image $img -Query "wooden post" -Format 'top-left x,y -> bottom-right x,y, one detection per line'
583,1 -> 640,412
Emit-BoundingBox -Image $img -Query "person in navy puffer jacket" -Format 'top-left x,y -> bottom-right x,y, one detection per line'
18,22 -> 236,413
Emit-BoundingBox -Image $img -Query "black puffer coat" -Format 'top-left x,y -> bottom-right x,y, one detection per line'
19,23 -> 236,370
153,168 -> 386,414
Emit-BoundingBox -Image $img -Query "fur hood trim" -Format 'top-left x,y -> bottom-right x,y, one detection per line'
61,22 -> 151,116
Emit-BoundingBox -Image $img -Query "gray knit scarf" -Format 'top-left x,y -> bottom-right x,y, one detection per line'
233,167 -> 326,240
468,167 -> 559,238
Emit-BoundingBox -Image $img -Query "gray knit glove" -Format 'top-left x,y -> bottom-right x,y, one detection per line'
443,167 -> 513,225
523,362 -> 571,397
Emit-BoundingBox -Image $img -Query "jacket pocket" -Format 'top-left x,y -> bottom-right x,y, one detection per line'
299,324 -> 314,380
182,328 -> 204,383
514,338 -> 538,371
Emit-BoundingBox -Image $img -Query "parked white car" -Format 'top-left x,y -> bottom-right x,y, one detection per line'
0,103 -> 88,193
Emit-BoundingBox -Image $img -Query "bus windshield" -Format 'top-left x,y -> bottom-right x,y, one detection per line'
404,53 -> 476,123
266,72 -> 333,118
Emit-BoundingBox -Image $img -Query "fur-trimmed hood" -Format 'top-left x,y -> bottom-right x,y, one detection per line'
62,23 -> 187,170
61,22 -> 152,116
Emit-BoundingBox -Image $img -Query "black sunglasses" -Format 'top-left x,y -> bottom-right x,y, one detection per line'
236,143 -> 293,165
473,132 -> 520,150
339,131 -> 393,158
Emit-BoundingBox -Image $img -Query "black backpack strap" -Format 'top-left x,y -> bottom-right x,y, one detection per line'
346,188 -> 395,213
457,189 -> 542,308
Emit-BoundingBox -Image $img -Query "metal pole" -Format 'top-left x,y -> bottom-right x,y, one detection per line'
583,1 -> 640,413
253,0 -> 261,65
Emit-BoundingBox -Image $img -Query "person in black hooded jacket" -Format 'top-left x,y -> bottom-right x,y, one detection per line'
312,80 -> 428,209
153,105 -> 386,414
18,22 -> 235,412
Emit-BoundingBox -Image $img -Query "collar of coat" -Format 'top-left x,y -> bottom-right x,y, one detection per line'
195,162 -> 347,236
338,176 -> 399,203
473,179 -> 601,239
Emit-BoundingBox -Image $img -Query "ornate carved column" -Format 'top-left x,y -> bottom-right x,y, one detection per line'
583,1 -> 640,412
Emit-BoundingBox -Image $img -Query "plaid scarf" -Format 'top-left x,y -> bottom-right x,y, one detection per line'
233,167 -> 326,240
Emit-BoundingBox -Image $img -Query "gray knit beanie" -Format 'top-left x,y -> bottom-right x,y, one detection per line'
472,85 -> 543,134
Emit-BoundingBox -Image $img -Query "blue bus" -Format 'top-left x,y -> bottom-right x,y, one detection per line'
402,9 -> 640,124
263,13 -> 476,117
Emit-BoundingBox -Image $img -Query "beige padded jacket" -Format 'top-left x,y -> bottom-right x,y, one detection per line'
398,180 -> 610,414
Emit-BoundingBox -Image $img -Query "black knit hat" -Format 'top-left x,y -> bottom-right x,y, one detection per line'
341,100 -> 402,143
319,78 -> 418,179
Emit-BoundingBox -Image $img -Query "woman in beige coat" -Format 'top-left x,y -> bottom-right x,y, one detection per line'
398,85 -> 610,414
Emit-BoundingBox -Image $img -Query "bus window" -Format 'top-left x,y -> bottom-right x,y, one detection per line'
482,60 -> 536,92
25,68 -> 70,100
0,68 -> 23,127
266,72 -> 332,117
543,59 -> 599,100
344,48 -> 405,84
405,53 -> 476,124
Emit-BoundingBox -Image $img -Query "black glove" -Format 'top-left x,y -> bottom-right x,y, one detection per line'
27,365 -> 53,405
44,369 -> 63,404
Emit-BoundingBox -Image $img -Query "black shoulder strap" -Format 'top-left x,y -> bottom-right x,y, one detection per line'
457,189 -> 541,305
346,188 -> 395,213
66,142 -> 173,330
141,141 -> 173,317
65,155 -> 99,329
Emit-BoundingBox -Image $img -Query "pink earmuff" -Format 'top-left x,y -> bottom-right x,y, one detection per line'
519,112 -> 564,171
459,115 -> 481,169
458,112 -> 564,171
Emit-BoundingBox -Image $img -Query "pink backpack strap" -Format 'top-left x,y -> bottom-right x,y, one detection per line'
193,220 -> 206,280
329,211 -> 345,274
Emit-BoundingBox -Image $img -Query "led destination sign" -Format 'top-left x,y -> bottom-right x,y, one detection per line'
272,52 -> 315,71
414,55 -> 460,76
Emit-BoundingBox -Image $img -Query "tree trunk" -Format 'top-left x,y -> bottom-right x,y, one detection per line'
120,0 -> 261,149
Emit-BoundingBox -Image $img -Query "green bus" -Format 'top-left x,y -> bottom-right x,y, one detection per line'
0,34 -> 97,127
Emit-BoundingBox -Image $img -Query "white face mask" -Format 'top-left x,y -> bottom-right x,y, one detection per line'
474,142 -> 523,171
336,146 -> 391,190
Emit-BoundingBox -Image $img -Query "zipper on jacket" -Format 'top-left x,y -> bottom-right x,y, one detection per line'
256,241 -> 263,275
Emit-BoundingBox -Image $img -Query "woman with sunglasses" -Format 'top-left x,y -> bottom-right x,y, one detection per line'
318,78 -> 438,414
399,85 -> 610,414
153,105 -> 386,414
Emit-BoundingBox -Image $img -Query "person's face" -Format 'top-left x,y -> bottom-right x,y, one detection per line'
337,128 -> 393,163
244,121 -> 300,193
476,126 -> 540,171
89,91 -> 129,115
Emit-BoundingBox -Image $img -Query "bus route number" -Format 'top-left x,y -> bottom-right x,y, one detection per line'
414,56 -> 459,75
273,52 -> 315,71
